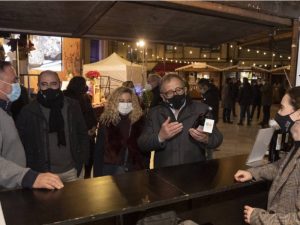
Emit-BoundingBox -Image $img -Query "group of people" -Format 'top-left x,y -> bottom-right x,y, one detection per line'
200,77 -> 273,127
1,59 -> 300,224
0,62 -> 223,189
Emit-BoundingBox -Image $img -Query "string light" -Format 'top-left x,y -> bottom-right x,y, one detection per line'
239,46 -> 242,50
247,49 -> 251,52
272,53 -> 276,57
174,46 -> 177,50
274,65 -> 277,68
242,61 -> 245,65
280,55 -> 283,58
263,52 -> 266,55
288,56 -> 291,60
189,50 -> 193,54
217,57 -> 220,61
230,59 -> 233,63
253,63 -> 256,66
230,45 -> 233,48
203,54 -> 207,58
264,64 -> 267,67
256,50 -> 260,54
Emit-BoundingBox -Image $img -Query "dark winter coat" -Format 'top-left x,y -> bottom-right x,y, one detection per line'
16,97 -> 89,176
138,98 -> 223,168
93,116 -> 149,177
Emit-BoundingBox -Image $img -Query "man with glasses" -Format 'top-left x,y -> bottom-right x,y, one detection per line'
138,74 -> 223,168
0,61 -> 63,189
16,70 -> 89,182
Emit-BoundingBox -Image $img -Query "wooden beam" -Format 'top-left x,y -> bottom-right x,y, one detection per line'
164,1 -> 291,27
240,32 -> 292,47
290,19 -> 299,87
72,2 -> 117,36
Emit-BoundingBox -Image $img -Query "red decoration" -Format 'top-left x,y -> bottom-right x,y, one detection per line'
85,71 -> 100,80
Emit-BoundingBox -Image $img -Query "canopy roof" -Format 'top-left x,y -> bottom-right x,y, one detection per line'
175,63 -> 222,72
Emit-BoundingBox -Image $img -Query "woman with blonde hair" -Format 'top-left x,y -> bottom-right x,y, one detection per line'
93,86 -> 148,176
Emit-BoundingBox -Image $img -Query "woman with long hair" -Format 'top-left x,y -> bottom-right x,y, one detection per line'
234,86 -> 300,224
93,86 -> 148,176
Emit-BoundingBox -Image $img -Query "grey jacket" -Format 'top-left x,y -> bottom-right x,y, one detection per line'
138,99 -> 223,168
16,97 -> 89,176
248,147 -> 300,225
0,108 -> 29,189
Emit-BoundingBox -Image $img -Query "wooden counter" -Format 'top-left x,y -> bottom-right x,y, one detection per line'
0,155 -> 269,225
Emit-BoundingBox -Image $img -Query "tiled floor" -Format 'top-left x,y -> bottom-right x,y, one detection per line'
214,104 -> 279,159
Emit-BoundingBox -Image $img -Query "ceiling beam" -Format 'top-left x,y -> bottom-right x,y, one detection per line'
72,1 -> 117,36
163,1 -> 292,27
240,32 -> 292,47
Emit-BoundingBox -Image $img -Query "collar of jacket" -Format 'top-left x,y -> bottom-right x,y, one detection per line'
27,97 -> 72,118
0,99 -> 11,115
159,96 -> 196,122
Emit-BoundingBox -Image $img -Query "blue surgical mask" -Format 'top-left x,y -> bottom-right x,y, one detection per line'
0,80 -> 21,102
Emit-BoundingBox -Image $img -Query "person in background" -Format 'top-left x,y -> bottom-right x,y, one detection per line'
93,87 -> 148,176
250,79 -> 262,121
122,80 -> 135,92
138,74 -> 223,168
198,78 -> 220,123
64,76 -> 97,179
222,78 -> 234,123
260,79 -> 273,128
238,78 -> 252,126
231,77 -> 240,117
234,86 -> 300,224
17,70 -> 89,182
146,73 -> 162,108
0,61 -> 63,190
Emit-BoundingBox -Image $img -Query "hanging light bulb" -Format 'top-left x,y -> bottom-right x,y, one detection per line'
217,57 -> 220,60
272,53 -> 276,57
239,46 -> 242,50
189,50 -> 193,54
230,45 -> 233,48
247,49 -> 251,52
256,50 -> 260,54
288,56 -> 291,60
263,52 -> 267,55
203,54 -> 207,58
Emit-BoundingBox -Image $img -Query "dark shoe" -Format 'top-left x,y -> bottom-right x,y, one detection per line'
247,121 -> 251,126
227,121 -> 233,124
238,122 -> 243,126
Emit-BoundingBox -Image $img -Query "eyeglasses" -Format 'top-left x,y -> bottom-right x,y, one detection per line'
161,87 -> 185,98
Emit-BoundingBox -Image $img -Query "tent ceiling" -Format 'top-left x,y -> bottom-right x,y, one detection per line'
0,1 -> 295,48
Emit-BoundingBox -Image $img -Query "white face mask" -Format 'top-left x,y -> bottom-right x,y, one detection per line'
118,102 -> 133,115
0,80 -> 21,102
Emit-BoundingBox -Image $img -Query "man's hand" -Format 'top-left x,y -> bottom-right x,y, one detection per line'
234,170 -> 253,182
158,117 -> 183,142
244,205 -> 254,224
189,128 -> 208,143
33,173 -> 64,190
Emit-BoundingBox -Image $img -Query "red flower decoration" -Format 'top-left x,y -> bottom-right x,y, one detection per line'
85,71 -> 100,80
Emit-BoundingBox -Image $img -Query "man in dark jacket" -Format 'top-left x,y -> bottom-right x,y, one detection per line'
238,78 -> 252,126
17,70 -> 89,182
138,74 -> 223,168
198,78 -> 220,123
250,79 -> 262,121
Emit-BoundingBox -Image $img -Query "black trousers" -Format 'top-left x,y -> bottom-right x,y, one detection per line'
223,108 -> 231,122
239,104 -> 251,123
250,104 -> 261,120
262,105 -> 271,125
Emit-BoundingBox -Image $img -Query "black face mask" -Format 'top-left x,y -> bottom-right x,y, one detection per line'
39,88 -> 62,101
167,94 -> 186,110
274,112 -> 295,133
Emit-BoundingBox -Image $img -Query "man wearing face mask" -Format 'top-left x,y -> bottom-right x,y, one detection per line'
138,74 -> 223,168
0,61 -> 63,190
16,70 -> 89,182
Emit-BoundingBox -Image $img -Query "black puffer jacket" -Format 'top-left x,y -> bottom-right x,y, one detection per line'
16,97 -> 89,176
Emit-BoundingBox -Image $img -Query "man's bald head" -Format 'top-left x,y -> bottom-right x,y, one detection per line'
38,70 -> 61,91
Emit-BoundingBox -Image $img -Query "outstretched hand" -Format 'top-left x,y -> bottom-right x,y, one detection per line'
158,117 -> 183,142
